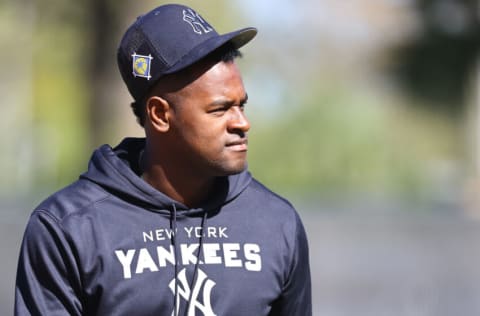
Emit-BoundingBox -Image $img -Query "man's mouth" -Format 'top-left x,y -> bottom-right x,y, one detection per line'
226,139 -> 248,151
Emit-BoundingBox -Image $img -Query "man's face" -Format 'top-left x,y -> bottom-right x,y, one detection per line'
165,60 -> 250,177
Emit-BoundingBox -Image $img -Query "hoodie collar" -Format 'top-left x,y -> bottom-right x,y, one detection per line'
80,138 -> 252,214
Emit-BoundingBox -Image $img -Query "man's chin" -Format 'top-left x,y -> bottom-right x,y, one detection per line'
216,161 -> 247,176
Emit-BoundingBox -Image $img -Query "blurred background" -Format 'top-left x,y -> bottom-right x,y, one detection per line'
2,0 -> 480,314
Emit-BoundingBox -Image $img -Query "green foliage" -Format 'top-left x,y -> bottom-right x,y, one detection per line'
30,2 -> 90,188
0,0 -> 466,205
248,84 -> 460,200
390,0 -> 480,113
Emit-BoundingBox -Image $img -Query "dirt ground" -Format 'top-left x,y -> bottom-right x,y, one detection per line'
2,199 -> 480,315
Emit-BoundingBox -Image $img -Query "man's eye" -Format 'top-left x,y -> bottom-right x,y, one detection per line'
209,107 -> 228,114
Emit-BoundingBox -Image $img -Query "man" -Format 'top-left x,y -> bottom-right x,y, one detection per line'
15,4 -> 311,315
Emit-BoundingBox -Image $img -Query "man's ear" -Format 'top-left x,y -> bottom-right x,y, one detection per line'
145,96 -> 171,132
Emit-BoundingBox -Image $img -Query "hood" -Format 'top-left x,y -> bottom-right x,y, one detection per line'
80,138 -> 252,215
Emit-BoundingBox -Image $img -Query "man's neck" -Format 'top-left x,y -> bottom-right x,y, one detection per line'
140,148 -> 215,208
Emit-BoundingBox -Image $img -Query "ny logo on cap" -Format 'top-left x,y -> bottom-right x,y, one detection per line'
183,9 -> 213,35
132,53 -> 153,80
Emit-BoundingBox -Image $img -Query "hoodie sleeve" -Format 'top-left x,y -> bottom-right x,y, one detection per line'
269,211 -> 312,316
15,210 -> 83,316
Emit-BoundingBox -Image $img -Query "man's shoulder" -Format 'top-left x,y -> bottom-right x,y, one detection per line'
243,177 -> 306,239
33,178 -> 110,222
248,178 -> 293,204
246,177 -> 296,212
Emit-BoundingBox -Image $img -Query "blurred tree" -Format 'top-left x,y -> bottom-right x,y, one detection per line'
390,0 -> 480,116
85,0 -> 126,147
29,0 -> 90,188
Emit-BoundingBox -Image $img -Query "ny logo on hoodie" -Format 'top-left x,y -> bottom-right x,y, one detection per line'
169,268 -> 216,316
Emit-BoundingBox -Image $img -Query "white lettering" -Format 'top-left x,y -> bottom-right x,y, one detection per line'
207,227 -> 217,238
203,243 -> 222,264
115,249 -> 136,279
184,226 -> 193,238
184,226 -> 228,239
194,227 -> 203,238
143,231 -> 154,243
115,241 -> 262,279
218,227 -> 228,238
155,229 -> 166,241
165,228 -> 175,240
157,245 -> 176,267
181,243 -> 199,265
135,248 -> 159,274
142,229 -> 175,242
244,244 -> 262,271
223,243 -> 242,267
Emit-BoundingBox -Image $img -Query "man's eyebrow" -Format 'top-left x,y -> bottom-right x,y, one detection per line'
209,94 -> 249,107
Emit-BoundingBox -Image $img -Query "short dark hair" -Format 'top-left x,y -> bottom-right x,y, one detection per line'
131,45 -> 242,127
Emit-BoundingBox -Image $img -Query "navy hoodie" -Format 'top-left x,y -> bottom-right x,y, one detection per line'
15,138 -> 312,316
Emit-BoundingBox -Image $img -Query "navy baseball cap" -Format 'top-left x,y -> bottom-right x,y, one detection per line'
117,4 -> 257,102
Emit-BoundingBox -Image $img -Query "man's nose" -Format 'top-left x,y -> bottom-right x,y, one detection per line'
228,107 -> 250,133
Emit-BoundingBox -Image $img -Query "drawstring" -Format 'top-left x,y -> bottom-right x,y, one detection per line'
170,203 -> 208,316
185,210 -> 208,315
171,203 -> 179,315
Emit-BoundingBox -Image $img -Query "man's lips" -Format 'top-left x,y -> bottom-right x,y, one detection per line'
226,139 -> 248,151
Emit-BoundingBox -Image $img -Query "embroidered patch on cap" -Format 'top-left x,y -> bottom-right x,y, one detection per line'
132,53 -> 153,80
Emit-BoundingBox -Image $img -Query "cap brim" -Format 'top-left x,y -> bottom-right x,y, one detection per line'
163,27 -> 257,75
